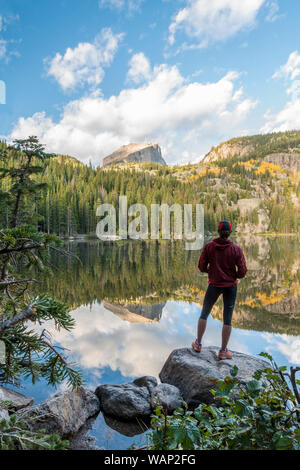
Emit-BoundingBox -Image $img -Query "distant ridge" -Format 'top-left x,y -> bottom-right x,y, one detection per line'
202,130 -> 300,171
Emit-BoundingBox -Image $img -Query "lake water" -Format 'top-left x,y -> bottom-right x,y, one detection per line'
19,236 -> 300,449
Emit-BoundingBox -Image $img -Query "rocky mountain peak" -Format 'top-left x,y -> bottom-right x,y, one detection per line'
102,143 -> 167,167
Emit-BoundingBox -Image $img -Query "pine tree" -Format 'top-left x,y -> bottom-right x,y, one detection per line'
0,138 -> 82,388
0,137 -> 50,228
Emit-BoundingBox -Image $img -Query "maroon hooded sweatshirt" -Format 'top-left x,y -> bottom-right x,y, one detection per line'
198,237 -> 247,287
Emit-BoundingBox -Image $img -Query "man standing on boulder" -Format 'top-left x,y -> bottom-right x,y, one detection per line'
192,221 -> 247,360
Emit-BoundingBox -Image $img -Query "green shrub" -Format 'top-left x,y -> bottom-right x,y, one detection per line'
0,413 -> 69,450
149,353 -> 300,450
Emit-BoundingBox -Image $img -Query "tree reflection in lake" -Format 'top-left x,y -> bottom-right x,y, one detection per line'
38,236 -> 300,335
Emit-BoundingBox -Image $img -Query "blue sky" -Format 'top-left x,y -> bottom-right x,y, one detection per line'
1,0 -> 300,166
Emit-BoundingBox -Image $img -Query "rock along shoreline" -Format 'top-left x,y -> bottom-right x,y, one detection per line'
0,346 -> 269,449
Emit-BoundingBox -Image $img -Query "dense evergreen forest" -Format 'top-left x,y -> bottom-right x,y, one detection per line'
0,131 -> 299,236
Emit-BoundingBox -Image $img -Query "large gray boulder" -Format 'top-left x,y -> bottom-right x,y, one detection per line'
150,383 -> 182,413
95,376 -> 181,423
159,347 -> 269,407
95,382 -> 151,421
133,376 -> 158,392
17,387 -> 100,437
0,386 -> 34,411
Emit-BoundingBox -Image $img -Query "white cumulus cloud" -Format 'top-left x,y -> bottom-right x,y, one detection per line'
11,56 -> 257,166
0,14 -> 20,62
262,51 -> 300,133
168,0 -> 265,47
126,52 -> 152,84
265,1 -> 281,23
273,51 -> 300,81
261,99 -> 300,133
45,28 -> 124,91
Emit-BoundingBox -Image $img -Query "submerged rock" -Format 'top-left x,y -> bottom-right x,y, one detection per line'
68,415 -> 100,450
103,414 -> 150,437
17,387 -> 100,437
0,386 -> 34,411
159,347 -> 269,407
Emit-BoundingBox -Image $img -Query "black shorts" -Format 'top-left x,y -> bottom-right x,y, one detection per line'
200,284 -> 237,326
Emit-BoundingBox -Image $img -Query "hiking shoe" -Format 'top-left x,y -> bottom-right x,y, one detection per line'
218,348 -> 232,360
192,340 -> 202,353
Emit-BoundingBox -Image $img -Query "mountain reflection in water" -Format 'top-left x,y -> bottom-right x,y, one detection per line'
103,302 -> 165,323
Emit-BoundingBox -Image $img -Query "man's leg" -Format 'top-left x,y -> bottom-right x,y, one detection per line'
221,325 -> 232,351
197,285 -> 221,344
221,286 -> 237,351
197,318 -> 207,345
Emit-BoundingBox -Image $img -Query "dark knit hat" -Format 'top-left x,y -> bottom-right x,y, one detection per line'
218,220 -> 232,232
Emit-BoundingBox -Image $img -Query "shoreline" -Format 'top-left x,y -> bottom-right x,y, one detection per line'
60,232 -> 299,242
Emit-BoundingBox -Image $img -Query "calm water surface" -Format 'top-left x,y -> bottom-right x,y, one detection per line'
20,236 -> 300,449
